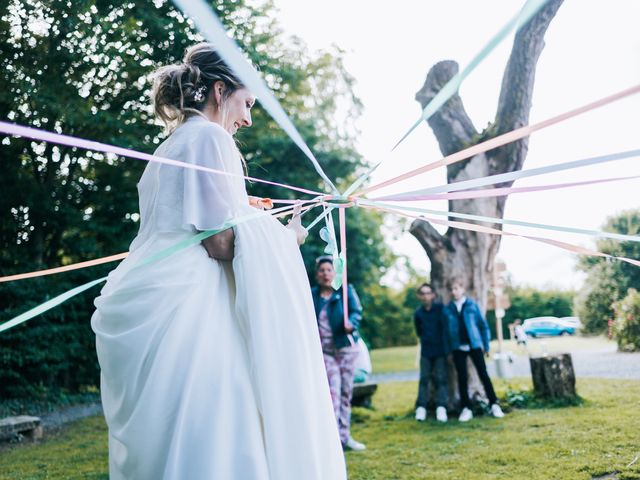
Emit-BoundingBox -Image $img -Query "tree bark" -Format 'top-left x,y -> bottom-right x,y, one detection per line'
530,353 -> 577,399
410,1 -> 564,405
411,0 -> 563,309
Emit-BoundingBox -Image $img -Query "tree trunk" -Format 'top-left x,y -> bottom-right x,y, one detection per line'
411,0 -> 563,307
530,353 -> 577,399
410,1 -> 564,404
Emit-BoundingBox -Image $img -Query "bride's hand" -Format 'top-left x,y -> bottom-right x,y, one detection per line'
287,203 -> 308,245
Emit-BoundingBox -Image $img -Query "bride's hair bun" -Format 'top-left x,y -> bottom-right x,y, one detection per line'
151,43 -> 243,131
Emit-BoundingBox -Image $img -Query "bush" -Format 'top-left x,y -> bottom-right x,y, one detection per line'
359,284 -> 416,349
613,289 -> 640,352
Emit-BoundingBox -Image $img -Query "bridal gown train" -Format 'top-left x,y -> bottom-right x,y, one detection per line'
91,116 -> 347,479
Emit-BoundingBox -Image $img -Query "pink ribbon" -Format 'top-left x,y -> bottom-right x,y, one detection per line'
338,207 -> 354,346
0,201 -> 321,283
372,174 -> 640,202
0,121 -> 323,197
364,204 -> 640,268
360,83 -> 640,196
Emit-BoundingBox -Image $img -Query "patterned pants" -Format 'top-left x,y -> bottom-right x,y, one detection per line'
323,347 -> 359,445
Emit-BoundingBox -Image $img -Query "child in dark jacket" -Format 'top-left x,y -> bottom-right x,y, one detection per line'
413,283 -> 449,422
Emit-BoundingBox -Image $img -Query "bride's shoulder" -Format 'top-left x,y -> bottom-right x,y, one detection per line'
181,117 -> 233,148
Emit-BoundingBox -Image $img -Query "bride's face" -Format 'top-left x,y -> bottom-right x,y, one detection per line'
224,88 -> 255,135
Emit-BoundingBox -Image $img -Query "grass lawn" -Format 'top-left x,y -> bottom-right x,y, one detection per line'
371,335 -> 615,374
1,378 -> 638,479
347,378 -> 640,479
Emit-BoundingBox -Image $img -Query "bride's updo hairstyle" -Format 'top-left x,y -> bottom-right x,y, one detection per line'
151,43 -> 244,131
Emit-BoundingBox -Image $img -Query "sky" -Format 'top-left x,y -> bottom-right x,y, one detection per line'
270,0 -> 640,290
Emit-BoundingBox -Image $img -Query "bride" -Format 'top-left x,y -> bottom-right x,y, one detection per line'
91,43 -> 347,479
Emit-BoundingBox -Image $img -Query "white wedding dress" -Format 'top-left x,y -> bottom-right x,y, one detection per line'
91,116 -> 347,479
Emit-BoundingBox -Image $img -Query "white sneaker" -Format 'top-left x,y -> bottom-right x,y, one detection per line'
491,403 -> 505,418
345,436 -> 366,451
458,407 -> 473,422
415,406 -> 427,422
435,406 -> 448,423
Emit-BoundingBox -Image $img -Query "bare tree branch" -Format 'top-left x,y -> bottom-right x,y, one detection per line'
490,0 -> 564,185
415,61 -> 478,181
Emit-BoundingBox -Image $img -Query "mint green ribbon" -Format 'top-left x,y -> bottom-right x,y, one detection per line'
345,0 -> 550,197
0,277 -> 108,334
0,205 -> 295,335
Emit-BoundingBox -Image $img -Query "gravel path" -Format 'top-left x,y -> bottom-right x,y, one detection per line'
372,345 -> 640,383
40,403 -> 103,429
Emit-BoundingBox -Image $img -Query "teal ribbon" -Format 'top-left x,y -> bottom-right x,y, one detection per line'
0,277 -> 108,334
391,0 -> 549,151
0,205 -> 295,335
345,0 -> 550,197
171,0 -> 338,195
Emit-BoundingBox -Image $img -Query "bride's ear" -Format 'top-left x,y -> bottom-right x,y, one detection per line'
213,81 -> 225,109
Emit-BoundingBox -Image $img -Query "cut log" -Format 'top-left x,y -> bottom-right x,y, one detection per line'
529,353 -> 577,399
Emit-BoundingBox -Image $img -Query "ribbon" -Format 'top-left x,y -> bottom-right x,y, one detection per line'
0,203 -> 312,334
363,204 -> 640,269
171,0 -> 339,195
0,122 -> 323,197
391,0 -> 550,150
0,253 -> 128,283
0,277 -> 108,335
372,173 -> 640,202
0,200 -> 320,284
360,83 -> 640,196
346,0 -> 550,194
338,207 -> 354,345
360,199 -> 640,244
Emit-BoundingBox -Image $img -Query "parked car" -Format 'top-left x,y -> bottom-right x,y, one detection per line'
559,316 -> 583,329
523,316 -> 576,337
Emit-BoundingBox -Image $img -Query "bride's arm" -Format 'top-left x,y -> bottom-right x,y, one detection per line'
202,229 -> 235,261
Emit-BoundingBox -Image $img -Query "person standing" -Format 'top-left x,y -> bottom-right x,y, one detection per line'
311,256 -> 366,451
443,277 -> 505,422
413,283 -> 449,423
92,43 -> 346,479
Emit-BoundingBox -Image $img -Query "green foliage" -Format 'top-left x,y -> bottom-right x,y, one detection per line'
612,288 -> 640,352
504,386 -> 583,409
356,283 -> 416,349
487,286 -> 574,339
0,1 -> 393,397
574,209 -> 640,334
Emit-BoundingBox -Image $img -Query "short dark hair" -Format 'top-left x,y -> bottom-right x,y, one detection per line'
416,283 -> 433,294
315,255 -> 334,272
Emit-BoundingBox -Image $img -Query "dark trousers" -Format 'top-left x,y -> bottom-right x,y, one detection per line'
415,354 -> 448,408
453,348 -> 498,408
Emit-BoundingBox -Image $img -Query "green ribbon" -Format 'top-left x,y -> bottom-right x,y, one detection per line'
0,205 -> 294,335
345,0 -> 550,197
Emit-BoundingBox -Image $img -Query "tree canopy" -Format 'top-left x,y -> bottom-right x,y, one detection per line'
575,209 -> 640,333
0,0 -> 393,397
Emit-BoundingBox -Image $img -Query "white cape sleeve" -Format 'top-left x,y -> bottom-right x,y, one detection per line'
180,123 -> 244,231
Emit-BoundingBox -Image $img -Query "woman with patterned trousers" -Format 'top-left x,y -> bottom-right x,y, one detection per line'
311,256 -> 367,451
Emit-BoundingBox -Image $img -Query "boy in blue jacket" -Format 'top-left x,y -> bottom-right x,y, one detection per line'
443,277 -> 504,422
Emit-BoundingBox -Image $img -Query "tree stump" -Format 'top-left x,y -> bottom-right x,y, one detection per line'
529,353 -> 576,399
